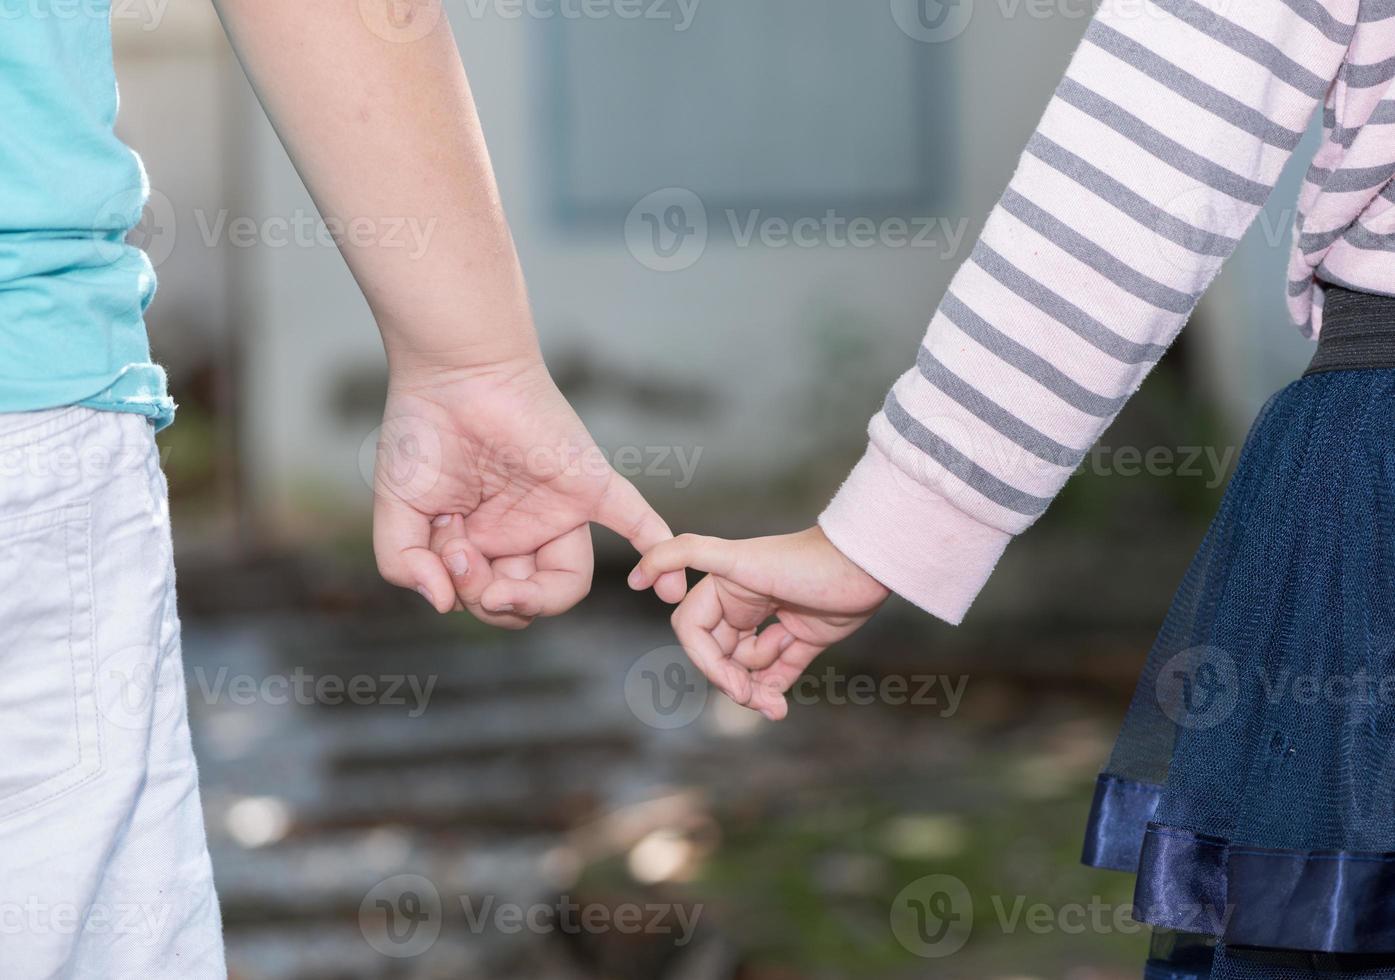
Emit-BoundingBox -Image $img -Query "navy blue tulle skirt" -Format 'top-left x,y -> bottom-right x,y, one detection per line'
1083,287 -> 1395,978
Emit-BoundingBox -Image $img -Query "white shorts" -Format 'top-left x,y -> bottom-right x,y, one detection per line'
0,407 -> 224,978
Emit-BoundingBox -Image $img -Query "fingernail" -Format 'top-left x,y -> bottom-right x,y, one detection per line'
778,633 -> 796,652
431,514 -> 452,527
445,551 -> 469,577
488,602 -> 514,614
627,567 -> 643,589
416,585 -> 435,608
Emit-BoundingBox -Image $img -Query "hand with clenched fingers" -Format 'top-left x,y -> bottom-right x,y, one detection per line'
627,526 -> 890,718
372,359 -> 687,629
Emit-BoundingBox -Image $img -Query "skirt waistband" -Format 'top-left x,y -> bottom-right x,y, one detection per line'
1306,285 -> 1395,376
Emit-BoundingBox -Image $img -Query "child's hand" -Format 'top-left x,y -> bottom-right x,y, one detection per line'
627,527 -> 890,720
372,359 -> 686,629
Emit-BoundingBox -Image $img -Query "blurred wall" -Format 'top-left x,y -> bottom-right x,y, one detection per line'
230,0 -> 1094,538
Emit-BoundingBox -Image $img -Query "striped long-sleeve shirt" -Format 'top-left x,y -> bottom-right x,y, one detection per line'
819,0 -> 1394,624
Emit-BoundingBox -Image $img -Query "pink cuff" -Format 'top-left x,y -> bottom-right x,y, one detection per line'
818,444 -> 1012,625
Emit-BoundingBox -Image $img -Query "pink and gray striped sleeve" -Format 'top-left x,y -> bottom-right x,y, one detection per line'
820,0 -> 1355,624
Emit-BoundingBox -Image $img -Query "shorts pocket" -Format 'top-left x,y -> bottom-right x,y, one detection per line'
0,503 -> 101,820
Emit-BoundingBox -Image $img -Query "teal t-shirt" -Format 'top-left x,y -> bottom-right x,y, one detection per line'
0,4 -> 173,429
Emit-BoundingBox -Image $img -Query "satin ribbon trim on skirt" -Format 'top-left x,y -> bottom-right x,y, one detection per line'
1083,773 -> 1395,953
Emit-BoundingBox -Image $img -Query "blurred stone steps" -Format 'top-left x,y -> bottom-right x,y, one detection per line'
224,925 -> 563,980
214,832 -> 557,918
327,730 -> 636,775
187,612 -> 708,980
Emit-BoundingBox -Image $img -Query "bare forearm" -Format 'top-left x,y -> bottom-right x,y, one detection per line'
212,0 -> 539,372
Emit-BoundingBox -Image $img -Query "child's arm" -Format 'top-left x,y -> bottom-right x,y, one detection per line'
818,0 -> 1354,624
211,0 -> 532,373
210,0 -> 685,624
636,2 -> 1357,706
628,528 -> 890,720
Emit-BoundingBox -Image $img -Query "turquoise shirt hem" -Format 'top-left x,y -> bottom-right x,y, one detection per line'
0,363 -> 176,432
1,8 -> 169,435
76,364 -> 176,432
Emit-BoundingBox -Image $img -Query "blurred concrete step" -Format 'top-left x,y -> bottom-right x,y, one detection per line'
214,832 -> 559,917
225,926 -> 496,980
225,906 -> 728,980
326,729 -> 637,775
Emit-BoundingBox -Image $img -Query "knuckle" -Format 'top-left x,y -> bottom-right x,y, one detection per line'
569,577 -> 594,606
629,510 -> 655,541
375,553 -> 403,585
672,533 -> 704,555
